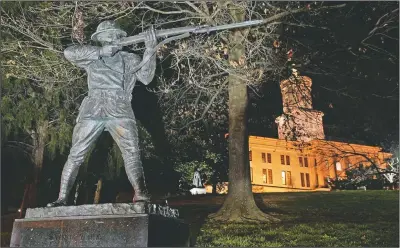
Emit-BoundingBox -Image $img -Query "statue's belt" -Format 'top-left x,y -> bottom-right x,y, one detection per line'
87,89 -> 132,101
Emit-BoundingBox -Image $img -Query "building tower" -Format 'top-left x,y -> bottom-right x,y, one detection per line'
275,76 -> 325,142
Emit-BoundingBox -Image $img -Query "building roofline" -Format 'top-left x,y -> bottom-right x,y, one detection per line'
249,135 -> 391,156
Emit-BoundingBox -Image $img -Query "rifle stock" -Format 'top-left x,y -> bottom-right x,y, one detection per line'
114,19 -> 265,47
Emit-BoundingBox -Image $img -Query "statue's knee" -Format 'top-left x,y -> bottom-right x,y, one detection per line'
122,150 -> 141,164
68,145 -> 88,159
66,154 -> 85,166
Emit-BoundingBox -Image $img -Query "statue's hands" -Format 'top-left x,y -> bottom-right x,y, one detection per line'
99,45 -> 121,57
144,26 -> 157,49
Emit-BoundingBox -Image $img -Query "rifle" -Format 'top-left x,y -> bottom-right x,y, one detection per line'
110,19 -> 268,74
113,19 -> 266,47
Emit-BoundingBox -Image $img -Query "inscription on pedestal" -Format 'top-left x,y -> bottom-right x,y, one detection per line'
10,204 -> 188,247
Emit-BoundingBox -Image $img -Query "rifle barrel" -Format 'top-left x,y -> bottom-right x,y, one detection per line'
115,19 -> 266,46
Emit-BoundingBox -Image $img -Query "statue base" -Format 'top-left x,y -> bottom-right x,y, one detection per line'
10,203 -> 189,247
189,187 -> 207,195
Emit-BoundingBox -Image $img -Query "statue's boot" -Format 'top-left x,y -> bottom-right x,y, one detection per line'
47,159 -> 80,207
128,167 -> 150,203
47,199 -> 67,207
133,193 -> 150,203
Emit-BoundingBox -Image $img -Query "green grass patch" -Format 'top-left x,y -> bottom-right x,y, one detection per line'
174,191 -> 399,247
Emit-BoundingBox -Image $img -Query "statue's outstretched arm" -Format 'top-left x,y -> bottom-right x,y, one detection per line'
136,27 -> 157,85
64,45 -> 100,69
135,48 -> 156,85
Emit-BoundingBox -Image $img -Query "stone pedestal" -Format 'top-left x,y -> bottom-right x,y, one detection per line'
189,187 -> 207,195
10,203 -> 189,247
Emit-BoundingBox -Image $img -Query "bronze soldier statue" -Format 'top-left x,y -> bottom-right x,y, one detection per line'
46,17 -> 280,207
47,20 -> 157,207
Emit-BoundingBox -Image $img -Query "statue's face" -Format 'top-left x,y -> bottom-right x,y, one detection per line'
96,31 -> 122,44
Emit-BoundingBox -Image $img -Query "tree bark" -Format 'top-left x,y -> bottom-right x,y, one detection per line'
76,180 -> 89,205
93,178 -> 103,204
211,173 -> 218,195
209,2 -> 279,223
21,121 -> 48,209
19,184 -> 29,218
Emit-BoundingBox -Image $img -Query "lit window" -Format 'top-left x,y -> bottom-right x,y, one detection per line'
262,153 -> 266,163
262,169 -> 267,183
287,171 -> 292,185
282,171 -> 286,185
336,162 -> 342,171
268,169 -> 273,184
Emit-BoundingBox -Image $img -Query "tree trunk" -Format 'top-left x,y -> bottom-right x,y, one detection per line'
21,121 -> 48,209
76,180 -> 89,205
19,184 -> 29,218
211,173 -> 217,195
209,75 -> 279,222
209,2 -> 279,223
93,178 -> 103,204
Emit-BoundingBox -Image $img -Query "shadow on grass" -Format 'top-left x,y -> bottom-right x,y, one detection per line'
176,194 -> 289,246
254,194 -> 289,215
177,205 -> 221,247
174,193 -> 304,246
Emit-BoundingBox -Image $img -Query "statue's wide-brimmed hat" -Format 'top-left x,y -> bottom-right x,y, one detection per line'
91,20 -> 127,41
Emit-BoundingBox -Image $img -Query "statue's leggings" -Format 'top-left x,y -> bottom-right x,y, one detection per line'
57,118 -> 148,202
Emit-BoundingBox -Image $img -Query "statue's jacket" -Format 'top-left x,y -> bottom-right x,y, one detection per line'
64,45 -> 151,121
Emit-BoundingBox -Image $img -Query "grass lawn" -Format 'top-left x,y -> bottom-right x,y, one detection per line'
169,191 -> 399,247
